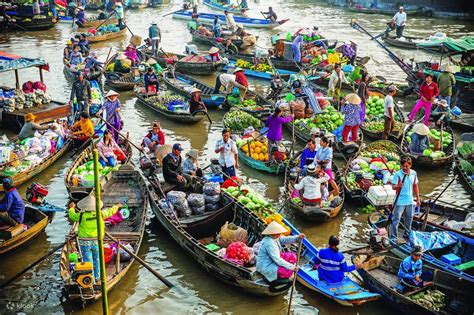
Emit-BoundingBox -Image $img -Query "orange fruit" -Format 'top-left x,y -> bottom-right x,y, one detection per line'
255,147 -> 261,154
250,143 -> 255,149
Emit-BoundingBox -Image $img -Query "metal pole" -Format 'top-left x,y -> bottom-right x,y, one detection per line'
93,149 -> 109,314
14,69 -> 20,89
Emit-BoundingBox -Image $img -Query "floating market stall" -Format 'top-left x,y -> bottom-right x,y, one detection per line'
0,51 -> 71,132
455,133 -> 474,193
223,60 -> 294,81
361,94 -> 406,140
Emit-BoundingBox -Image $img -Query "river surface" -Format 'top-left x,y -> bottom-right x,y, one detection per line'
0,0 -> 473,314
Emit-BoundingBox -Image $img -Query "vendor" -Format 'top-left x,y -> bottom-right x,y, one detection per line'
144,67 -> 159,95
341,93 -> 362,143
183,149 -> 202,177
70,72 -> 92,115
310,127 -> 324,148
233,67 -> 248,90
409,123 -> 430,154
256,221 -> 304,284
64,40 -> 73,60
312,236 -> 362,283
0,178 -> 25,227
162,143 -> 190,190
314,136 -> 333,180
85,51 -> 103,73
294,164 -> 329,206
68,196 -> 122,283
398,246 -> 433,289
208,47 -> 221,63
97,129 -> 124,167
213,73 -> 247,99
77,33 -> 90,55
262,6 -> 278,23
328,64 -> 349,103
142,122 -> 165,154
224,39 -> 239,55
124,44 -> 140,66
147,58 -> 163,74
266,108 -> 293,163
18,113 -> 50,140
76,6 -> 86,26
299,139 -> 317,170
69,45 -> 83,66
212,16 -> 221,38
71,112 -> 94,141
215,128 -> 239,177
101,90 -> 123,142
114,53 -> 130,74
189,88 -> 207,114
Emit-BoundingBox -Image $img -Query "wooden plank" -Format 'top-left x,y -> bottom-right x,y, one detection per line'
2,103 -> 71,132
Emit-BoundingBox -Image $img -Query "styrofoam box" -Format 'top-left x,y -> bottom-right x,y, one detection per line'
367,185 -> 396,206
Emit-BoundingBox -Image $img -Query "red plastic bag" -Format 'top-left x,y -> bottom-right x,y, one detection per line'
22,81 -> 34,94
114,149 -> 126,161
88,28 -> 97,35
32,81 -> 47,92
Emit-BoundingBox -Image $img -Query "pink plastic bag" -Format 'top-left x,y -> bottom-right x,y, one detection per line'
277,252 -> 297,279
105,210 -> 123,225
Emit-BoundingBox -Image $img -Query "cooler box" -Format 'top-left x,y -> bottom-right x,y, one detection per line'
367,185 -> 396,206
441,254 -> 461,266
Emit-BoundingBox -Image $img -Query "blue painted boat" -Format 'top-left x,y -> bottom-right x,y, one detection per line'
162,73 -> 225,108
223,61 -> 295,81
172,10 -> 288,29
203,0 -> 244,15
283,218 -> 381,306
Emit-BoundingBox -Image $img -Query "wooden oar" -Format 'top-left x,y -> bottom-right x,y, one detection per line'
97,116 -> 144,154
0,234 -> 76,289
193,109 -> 212,124
94,11 -> 115,30
162,8 -> 184,18
287,238 -> 303,315
104,231 -> 174,288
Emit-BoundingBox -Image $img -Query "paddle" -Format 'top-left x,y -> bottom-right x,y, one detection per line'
94,11 -> 115,31
0,234 -> 76,289
287,238 -> 303,315
162,8 -> 185,18
99,47 -> 113,76
105,231 -> 174,288
421,175 -> 458,231
193,109 -> 212,124
97,116 -> 144,154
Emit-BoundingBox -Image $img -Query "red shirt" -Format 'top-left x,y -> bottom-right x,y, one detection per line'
235,72 -> 248,88
419,81 -> 439,100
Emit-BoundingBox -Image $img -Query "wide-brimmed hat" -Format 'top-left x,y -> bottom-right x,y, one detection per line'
186,149 -> 198,160
115,2 -> 122,6
413,123 -> 430,136
208,47 -> 219,54
78,6 -> 84,10
116,53 -> 127,61
190,87 -> 201,94
262,221 -> 287,235
438,99 -> 448,107
25,113 -> 36,122
306,164 -> 316,174
105,90 -> 119,98
77,195 -> 103,212
233,67 -> 244,73
345,93 -> 361,105
147,58 -> 157,65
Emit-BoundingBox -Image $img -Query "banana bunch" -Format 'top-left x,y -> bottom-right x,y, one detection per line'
235,59 -> 253,69
255,64 -> 272,72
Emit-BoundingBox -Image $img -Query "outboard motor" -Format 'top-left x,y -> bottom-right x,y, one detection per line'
369,228 -> 390,250
26,182 -> 48,205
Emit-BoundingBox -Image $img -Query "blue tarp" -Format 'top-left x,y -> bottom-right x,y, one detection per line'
0,51 -> 47,73
409,230 -> 458,252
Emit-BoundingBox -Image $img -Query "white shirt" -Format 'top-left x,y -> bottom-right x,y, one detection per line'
384,95 -> 394,118
393,12 -> 407,27
294,174 -> 329,200
215,138 -> 238,167
219,73 -> 237,89
328,70 -> 348,93
225,13 -> 237,30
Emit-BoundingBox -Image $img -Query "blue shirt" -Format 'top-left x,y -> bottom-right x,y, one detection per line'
398,256 -> 422,280
410,133 -> 429,154
313,248 -> 355,283
392,169 -> 418,206
314,146 -> 332,170
299,147 -> 317,168
341,103 -> 362,126
0,188 -> 26,223
256,236 -> 299,282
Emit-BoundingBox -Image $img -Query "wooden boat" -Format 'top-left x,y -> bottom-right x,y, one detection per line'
202,0 -> 245,15
357,255 -> 474,314
0,15 -> 56,31
223,61 -> 294,81
162,73 -> 226,108
382,35 -> 419,50
0,139 -> 73,192
285,120 -> 363,159
103,53 -> 144,91
190,29 -> 244,49
455,133 -> 474,194
135,92 -> 207,123
0,205 -> 51,255
449,114 -> 474,132
172,10 -> 289,29
87,28 -> 127,43
361,101 -> 406,141
237,148 -> 286,175
284,219 -> 380,305
59,166 -> 148,303
343,140 -> 401,200
222,92 -> 273,120
148,179 -> 292,296
128,0 -> 149,9
85,0 -> 105,11
284,151 -> 345,222
62,58 -> 102,81
347,4 -> 428,16
223,52 -> 301,72
401,123 -> 455,168
64,137 -> 133,200
157,51 -> 227,75
58,15 -> 118,28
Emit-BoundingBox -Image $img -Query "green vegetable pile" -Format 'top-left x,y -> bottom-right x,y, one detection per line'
405,128 -> 453,159
409,289 -> 445,312
222,186 -> 275,220
227,96 -> 263,110
224,110 -> 262,132
358,204 -> 375,213
365,95 -> 385,117
458,142 -> 474,160
294,105 -> 344,133
147,92 -> 185,110
364,120 -> 402,133
73,160 -> 120,187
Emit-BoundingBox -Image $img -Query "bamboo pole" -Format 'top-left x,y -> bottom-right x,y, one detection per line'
93,149 -> 109,314
287,238 -> 303,315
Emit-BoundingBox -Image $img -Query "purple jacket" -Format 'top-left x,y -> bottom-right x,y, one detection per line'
265,115 -> 292,142
103,99 -> 121,124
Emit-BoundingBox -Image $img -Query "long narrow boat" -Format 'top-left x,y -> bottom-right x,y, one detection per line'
382,35 -> 419,50
401,123 -> 455,168
58,15 -> 118,28
172,10 -> 289,29
237,148 -> 286,175
135,92 -> 207,123
0,15 -> 56,31
455,133 -> 474,194
190,29 -> 250,49
361,100 -> 406,141
223,61 -> 294,81
357,255 -> 474,314
147,177 -> 292,296
347,4 -> 427,16
59,166 -> 148,303
162,73 -> 226,108
128,0 -> 149,9
202,0 -> 244,14
87,28 -> 127,43
284,151 -> 345,222
0,205 -> 51,255
223,52 -> 301,72
284,219 -> 381,305
64,138 -> 133,200
0,138 -> 72,192
103,53 -> 143,91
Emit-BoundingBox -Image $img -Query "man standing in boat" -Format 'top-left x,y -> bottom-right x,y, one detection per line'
262,6 -> 277,23
148,22 -> 161,57
392,6 -> 407,38
224,10 -> 237,32
69,72 -> 92,116
215,129 -> 239,177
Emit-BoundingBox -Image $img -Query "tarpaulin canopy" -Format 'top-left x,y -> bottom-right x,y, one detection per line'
417,36 -> 474,54
0,51 -> 49,73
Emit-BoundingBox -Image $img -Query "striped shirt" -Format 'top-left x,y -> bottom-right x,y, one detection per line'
313,247 -> 355,283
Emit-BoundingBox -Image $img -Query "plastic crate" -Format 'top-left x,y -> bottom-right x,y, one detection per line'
441,254 -> 461,266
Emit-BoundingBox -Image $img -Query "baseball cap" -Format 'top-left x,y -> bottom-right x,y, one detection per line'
172,143 -> 184,151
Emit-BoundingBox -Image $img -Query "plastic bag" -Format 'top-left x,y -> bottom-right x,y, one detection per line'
204,194 -> 221,205
216,222 -> 248,247
203,182 -> 221,196
166,190 -> 187,204
205,203 -> 221,212
192,205 -> 206,215
187,193 -> 205,208
277,252 -> 297,279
